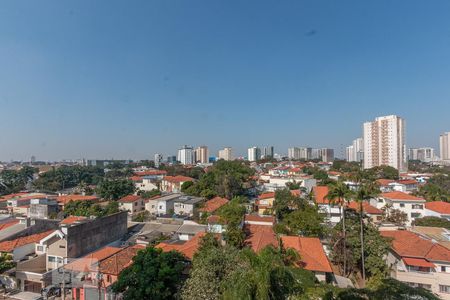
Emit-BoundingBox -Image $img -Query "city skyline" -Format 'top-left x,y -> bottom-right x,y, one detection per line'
2,1 -> 450,160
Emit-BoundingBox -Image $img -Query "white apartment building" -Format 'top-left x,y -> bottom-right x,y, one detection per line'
363,115 -> 407,172
195,146 -> 209,164
248,147 -> 261,162
262,146 -> 274,159
371,191 -> 425,226
218,147 -> 233,161
409,147 -> 435,162
440,132 -> 450,161
154,153 -> 163,168
320,148 -> 334,162
287,147 -> 311,160
177,145 -> 194,165
346,138 -> 364,162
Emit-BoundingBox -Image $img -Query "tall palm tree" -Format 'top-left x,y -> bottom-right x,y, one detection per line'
326,180 -> 352,276
353,181 -> 380,286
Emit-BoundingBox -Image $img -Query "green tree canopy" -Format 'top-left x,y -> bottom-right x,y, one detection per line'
96,179 -> 135,200
112,247 -> 186,300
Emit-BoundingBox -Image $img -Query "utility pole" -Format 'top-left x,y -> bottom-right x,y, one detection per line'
97,272 -> 103,300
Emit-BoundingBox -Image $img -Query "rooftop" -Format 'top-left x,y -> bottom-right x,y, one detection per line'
425,201 -> 450,215
244,224 -> 278,253
198,196 -> 229,213
0,230 -> 55,252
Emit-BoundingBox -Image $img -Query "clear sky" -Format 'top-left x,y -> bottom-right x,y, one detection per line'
1,0 -> 450,161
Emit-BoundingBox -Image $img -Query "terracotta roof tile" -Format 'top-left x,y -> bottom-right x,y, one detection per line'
57,195 -> 99,205
381,191 -> 425,202
156,232 -> 205,260
163,176 -> 194,183
199,197 -> 229,213
65,246 -> 122,272
98,246 -> 143,276
258,192 -> 275,200
244,224 -> 278,252
348,201 -> 383,215
281,236 -> 333,273
0,230 -> 54,253
381,230 -> 450,262
0,220 -> 19,231
425,201 -> 450,215
118,195 -> 141,203
244,215 -> 275,224
61,216 -> 87,225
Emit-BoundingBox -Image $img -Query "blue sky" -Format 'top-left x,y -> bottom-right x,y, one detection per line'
1,0 -> 450,161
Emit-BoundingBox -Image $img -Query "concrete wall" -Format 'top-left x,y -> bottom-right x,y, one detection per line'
66,212 -> 127,258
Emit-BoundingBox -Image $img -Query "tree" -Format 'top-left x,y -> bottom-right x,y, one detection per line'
217,198 -> 246,248
330,211 -> 389,281
273,188 -> 306,220
0,166 -> 38,195
64,200 -> 118,217
353,181 -> 380,285
274,205 -> 327,238
181,181 -> 194,192
96,179 -> 135,200
414,216 -> 450,229
138,189 -> 161,199
326,180 -> 352,276
184,161 -> 255,199
112,247 -> 186,300
383,208 -> 408,226
0,253 -> 14,273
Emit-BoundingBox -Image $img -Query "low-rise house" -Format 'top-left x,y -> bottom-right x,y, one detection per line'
145,193 -> 183,216
118,195 -> 145,215
389,180 -> 419,193
198,196 -> 229,216
28,198 -> 59,219
313,186 -> 342,225
347,201 -> 383,223
161,176 -> 194,193
373,192 -> 426,226
131,176 -> 159,192
173,196 -> 204,217
0,230 -> 54,261
280,236 -> 333,282
156,232 -> 205,260
381,230 -> 450,299
256,192 -> 275,215
176,221 -> 207,241
244,223 -> 278,253
134,170 -> 167,180
244,215 -> 275,226
424,201 -> 450,220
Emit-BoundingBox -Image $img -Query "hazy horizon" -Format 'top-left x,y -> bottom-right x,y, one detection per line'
1,1 -> 450,161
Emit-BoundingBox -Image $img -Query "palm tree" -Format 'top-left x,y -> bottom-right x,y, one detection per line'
353,180 -> 380,286
326,180 -> 352,276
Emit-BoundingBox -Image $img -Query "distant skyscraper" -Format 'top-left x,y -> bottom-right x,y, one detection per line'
248,147 -> 261,162
363,115 -> 407,172
346,138 -> 364,162
261,146 -> 274,159
195,146 -> 209,164
154,153 -> 163,167
177,145 -> 194,165
167,155 -> 177,164
440,132 -> 450,161
30,156 -> 36,163
320,148 -> 335,162
409,147 -> 435,162
218,147 -> 233,161
288,147 -> 300,160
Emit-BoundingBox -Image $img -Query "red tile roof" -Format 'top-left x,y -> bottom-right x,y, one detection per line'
118,195 -> 141,203
258,192 -> 275,200
0,230 -> 54,253
397,180 -> 418,185
130,176 -> 143,182
60,216 -> 87,225
348,201 -> 383,215
425,201 -> 450,215
57,195 -> 99,205
98,245 -> 145,276
244,215 -> 275,225
381,230 -> 450,262
244,224 -> 278,252
313,186 -> 339,205
199,197 -> 229,213
381,191 -> 425,202
65,246 -> 122,272
402,257 -> 435,268
0,220 -> 20,231
163,175 -> 194,183
377,179 -> 395,186
156,232 -> 205,260
281,236 -> 333,273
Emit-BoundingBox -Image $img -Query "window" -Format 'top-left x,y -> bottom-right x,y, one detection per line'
411,212 -> 421,218
37,245 -> 44,252
442,266 -> 447,272
48,256 -> 56,262
412,204 -> 423,209
159,206 -> 163,209
400,203 -> 405,208
107,275 -> 112,283
152,205 -> 155,208
440,285 -> 450,294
